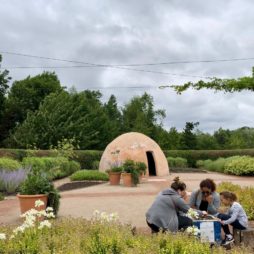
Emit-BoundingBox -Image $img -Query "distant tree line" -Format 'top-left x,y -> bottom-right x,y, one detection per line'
1,54 -> 254,150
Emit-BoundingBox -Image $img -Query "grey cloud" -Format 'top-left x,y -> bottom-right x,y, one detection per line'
1,0 -> 254,132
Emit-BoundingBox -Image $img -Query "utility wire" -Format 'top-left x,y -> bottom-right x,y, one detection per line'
0,64 -> 211,79
0,51 -> 216,79
1,51 -> 254,66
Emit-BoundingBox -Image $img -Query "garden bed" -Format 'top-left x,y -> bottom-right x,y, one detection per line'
56,180 -> 106,192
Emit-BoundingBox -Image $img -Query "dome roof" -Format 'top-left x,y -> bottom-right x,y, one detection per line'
99,132 -> 169,176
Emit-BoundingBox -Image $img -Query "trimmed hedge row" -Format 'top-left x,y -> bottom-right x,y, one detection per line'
164,149 -> 254,167
70,170 -> 109,181
197,156 -> 254,176
167,157 -> 188,168
2,148 -> 254,169
22,157 -> 81,180
0,149 -> 103,169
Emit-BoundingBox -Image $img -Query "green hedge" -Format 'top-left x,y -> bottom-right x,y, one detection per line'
0,149 -> 103,169
197,156 -> 254,176
224,156 -> 254,176
22,157 -> 80,180
167,157 -> 188,168
0,157 -> 22,171
196,156 -> 240,173
2,148 -> 254,169
70,170 -> 109,181
73,150 -> 103,169
164,149 -> 254,167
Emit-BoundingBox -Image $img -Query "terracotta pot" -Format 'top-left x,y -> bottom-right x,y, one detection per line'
139,174 -> 143,183
108,172 -> 121,185
17,194 -> 48,214
139,172 -> 146,183
122,172 -> 134,187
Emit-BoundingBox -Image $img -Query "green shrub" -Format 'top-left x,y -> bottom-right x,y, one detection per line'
196,160 -> 204,168
0,157 -> 21,171
167,157 -> 188,168
70,170 -> 109,181
224,156 -> 254,175
164,149 -> 254,167
0,192 -> 4,201
92,160 -> 100,170
73,150 -> 103,169
197,156 -> 241,173
0,217 -> 249,253
22,157 -> 81,180
0,149 -> 103,169
217,182 -> 254,220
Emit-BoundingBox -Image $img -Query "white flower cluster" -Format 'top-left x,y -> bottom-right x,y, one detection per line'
186,226 -> 200,236
92,210 -> 119,223
0,199 -> 55,240
187,208 -> 199,219
0,233 -> 6,240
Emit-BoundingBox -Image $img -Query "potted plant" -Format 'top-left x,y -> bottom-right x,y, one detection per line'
106,166 -> 123,185
17,167 -> 60,215
122,159 -> 140,187
135,162 -> 147,183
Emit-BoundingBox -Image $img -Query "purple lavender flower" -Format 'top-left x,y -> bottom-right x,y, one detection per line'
0,168 -> 27,194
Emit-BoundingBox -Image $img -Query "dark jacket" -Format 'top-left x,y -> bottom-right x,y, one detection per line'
146,188 -> 190,232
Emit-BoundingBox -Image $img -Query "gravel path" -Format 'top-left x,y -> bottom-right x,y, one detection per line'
1,172 -> 254,229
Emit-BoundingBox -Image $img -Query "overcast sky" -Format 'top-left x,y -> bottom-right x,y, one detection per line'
1,0 -> 254,133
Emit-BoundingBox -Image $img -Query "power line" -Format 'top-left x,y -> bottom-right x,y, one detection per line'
1,51 -> 254,66
0,64 -> 211,79
0,51 -> 212,79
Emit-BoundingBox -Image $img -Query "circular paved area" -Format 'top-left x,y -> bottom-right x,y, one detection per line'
1,172 -> 254,229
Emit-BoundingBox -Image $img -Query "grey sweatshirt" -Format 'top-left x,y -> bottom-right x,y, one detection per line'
146,188 -> 190,232
189,190 -> 220,215
223,202 -> 248,228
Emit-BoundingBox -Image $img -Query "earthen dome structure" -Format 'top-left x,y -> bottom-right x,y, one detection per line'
99,132 -> 169,176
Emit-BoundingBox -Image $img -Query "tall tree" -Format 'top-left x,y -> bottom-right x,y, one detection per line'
156,127 -> 181,150
122,93 -> 165,139
179,122 -> 199,150
213,128 -> 231,149
104,95 -> 122,141
0,55 -> 11,126
8,90 -> 112,149
196,130 -> 218,150
0,72 -> 63,145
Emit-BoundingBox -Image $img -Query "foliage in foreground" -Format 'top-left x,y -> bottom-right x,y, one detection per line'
217,182 -> 254,220
70,170 -> 109,181
0,217 -> 249,254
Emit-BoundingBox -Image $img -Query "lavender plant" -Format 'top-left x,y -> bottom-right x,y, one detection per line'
0,168 -> 27,194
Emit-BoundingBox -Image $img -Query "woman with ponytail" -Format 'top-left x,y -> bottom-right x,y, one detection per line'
146,177 -> 206,233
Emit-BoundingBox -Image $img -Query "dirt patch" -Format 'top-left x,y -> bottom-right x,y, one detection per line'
57,181 -> 106,192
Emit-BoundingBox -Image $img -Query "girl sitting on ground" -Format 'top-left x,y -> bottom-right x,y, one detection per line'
217,191 -> 248,245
